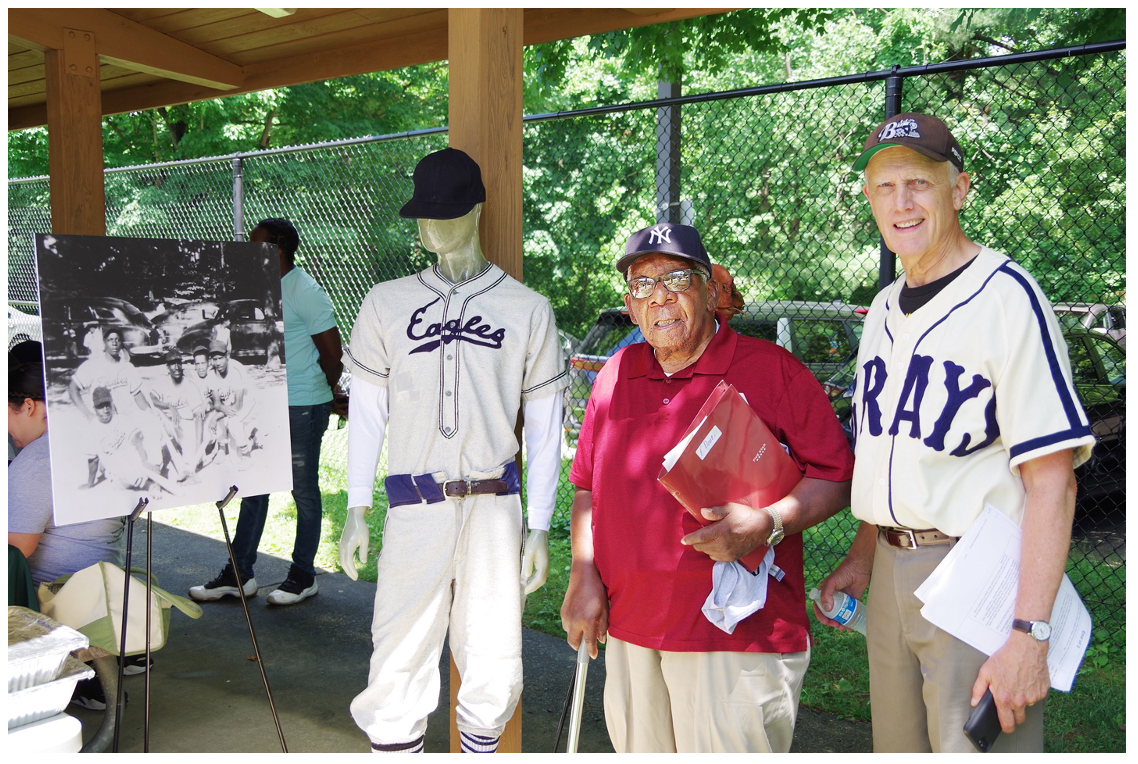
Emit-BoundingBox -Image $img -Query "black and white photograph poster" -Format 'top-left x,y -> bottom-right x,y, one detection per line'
35,233 -> 292,525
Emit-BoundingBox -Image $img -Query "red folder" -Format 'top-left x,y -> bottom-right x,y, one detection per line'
658,380 -> 802,572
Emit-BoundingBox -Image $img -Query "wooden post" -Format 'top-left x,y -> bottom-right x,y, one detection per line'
447,7 -> 524,282
44,27 -> 106,236
446,7 -> 526,753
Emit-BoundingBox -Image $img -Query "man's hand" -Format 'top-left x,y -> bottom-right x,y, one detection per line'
338,506 -> 370,581
522,529 -> 549,595
814,521 -> 876,630
560,561 -> 609,659
972,632 -> 1050,733
679,501 -> 769,562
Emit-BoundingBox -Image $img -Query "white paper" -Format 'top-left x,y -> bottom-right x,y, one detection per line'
661,415 -> 706,471
914,504 -> 1092,692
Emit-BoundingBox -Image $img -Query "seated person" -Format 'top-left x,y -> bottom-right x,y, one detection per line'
7,344 -> 131,709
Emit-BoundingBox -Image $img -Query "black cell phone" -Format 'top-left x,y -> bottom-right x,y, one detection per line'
963,688 -> 1001,752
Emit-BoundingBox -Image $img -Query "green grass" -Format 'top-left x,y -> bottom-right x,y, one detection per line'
158,436 -> 1125,752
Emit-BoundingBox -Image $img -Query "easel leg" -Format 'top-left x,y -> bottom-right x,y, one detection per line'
215,485 -> 289,753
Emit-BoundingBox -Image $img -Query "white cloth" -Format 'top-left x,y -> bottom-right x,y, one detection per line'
701,546 -> 781,634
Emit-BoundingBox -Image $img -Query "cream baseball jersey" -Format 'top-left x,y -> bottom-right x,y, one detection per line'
849,247 -> 1094,534
344,263 -> 568,479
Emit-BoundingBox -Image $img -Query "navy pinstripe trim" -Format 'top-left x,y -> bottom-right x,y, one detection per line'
436,268 -> 509,439
1011,427 -> 1093,459
523,369 -> 569,396
997,263 -> 1085,428
343,346 -> 389,379
371,735 -> 424,752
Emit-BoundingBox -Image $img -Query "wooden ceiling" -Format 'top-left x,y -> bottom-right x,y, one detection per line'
9,7 -> 730,131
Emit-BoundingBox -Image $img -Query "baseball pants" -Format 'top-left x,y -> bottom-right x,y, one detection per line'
349,488 -> 526,745
866,532 -> 1045,752
603,636 -> 810,753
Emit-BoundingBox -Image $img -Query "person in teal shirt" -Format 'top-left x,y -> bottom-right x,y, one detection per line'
190,218 -> 344,606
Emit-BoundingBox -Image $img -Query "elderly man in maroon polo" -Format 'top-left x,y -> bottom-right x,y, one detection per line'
560,221 -> 853,753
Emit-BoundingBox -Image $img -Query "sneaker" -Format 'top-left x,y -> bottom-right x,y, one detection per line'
119,654 -> 153,676
71,677 -> 127,710
188,564 -> 257,602
266,566 -> 318,606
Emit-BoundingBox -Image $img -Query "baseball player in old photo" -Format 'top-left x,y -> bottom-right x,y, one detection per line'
339,147 -> 568,753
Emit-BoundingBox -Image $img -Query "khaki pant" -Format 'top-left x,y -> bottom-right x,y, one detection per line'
866,533 -> 1045,752
603,636 -> 810,753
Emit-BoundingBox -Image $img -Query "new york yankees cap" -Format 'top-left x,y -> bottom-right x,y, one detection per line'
853,112 -> 964,172
399,147 -> 487,220
616,222 -> 713,277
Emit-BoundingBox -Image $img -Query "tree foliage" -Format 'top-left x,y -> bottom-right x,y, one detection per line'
7,8 -> 1127,332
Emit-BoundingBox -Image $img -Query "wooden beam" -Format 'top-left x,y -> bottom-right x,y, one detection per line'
8,7 -> 243,90
8,7 -> 733,131
448,7 -> 525,282
445,13 -> 525,751
7,24 -> 449,130
44,31 -> 105,235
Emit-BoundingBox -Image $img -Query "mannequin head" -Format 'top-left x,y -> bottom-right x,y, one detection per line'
418,204 -> 487,283
418,204 -> 481,255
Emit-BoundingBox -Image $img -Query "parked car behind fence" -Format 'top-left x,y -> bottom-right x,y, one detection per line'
1054,302 -> 1125,347
8,303 -> 42,350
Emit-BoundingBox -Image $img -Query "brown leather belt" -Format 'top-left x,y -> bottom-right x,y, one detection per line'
880,526 -> 956,549
440,479 -> 508,498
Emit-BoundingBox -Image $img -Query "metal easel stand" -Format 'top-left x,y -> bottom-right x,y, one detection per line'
214,485 -> 289,753
109,497 -> 148,752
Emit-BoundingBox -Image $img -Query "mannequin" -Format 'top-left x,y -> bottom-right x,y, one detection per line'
338,147 -> 567,753
338,203 -> 551,590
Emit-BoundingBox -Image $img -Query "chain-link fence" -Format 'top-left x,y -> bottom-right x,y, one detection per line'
8,43 -> 1125,643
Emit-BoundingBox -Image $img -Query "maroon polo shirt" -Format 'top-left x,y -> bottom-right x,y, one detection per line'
570,322 -> 854,652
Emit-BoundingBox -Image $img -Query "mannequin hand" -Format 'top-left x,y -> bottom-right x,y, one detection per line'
522,529 -> 549,595
338,506 -> 370,581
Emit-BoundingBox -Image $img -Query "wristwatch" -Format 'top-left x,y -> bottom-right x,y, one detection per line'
763,506 -> 785,546
1011,619 -> 1052,642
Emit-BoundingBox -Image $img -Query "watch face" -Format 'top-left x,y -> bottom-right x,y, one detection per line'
1031,621 -> 1052,641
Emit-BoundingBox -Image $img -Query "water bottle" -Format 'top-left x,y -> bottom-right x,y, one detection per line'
809,588 -> 867,635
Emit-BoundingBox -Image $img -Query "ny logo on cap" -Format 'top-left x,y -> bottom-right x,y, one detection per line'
648,225 -> 672,245
878,118 -> 920,141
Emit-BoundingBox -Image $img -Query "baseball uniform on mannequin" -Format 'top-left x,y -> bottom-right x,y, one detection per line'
339,147 -> 567,753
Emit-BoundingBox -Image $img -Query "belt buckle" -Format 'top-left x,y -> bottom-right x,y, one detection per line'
443,479 -> 469,497
894,527 -> 918,548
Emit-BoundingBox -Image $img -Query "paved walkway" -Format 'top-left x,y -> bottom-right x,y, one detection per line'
68,519 -> 871,753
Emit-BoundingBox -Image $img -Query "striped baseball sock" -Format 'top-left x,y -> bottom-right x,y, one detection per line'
370,736 -> 425,754
459,732 -> 499,753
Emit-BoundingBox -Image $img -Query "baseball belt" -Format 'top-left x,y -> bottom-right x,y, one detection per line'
880,526 -> 956,549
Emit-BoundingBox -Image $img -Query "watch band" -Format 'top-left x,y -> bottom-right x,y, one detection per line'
763,506 -> 784,546
1011,618 -> 1052,641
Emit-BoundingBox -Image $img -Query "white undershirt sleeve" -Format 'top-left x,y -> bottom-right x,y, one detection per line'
522,392 -> 563,532
346,377 -> 389,509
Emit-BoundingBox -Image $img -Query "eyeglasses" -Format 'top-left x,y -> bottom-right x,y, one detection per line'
627,268 -> 699,300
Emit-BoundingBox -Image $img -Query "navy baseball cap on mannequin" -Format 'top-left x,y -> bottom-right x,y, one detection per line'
616,222 -> 713,277
399,147 -> 487,220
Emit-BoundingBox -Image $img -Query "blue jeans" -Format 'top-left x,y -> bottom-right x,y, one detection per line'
231,402 -> 331,579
